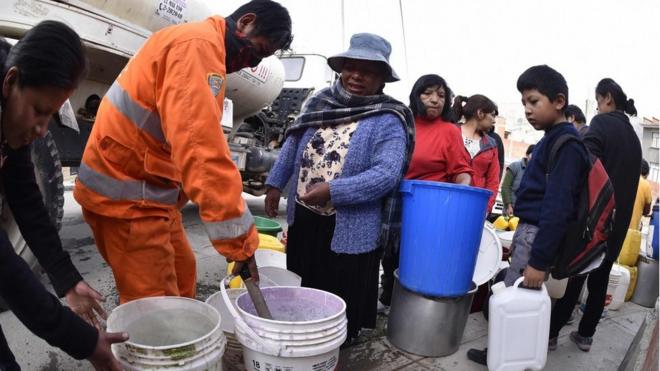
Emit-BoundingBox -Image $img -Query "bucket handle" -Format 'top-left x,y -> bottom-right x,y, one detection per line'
220,275 -> 282,356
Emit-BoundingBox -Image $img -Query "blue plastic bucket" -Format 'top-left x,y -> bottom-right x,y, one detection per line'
398,180 -> 491,297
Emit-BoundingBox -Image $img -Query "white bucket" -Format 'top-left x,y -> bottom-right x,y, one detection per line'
609,264 -> 630,310
545,274 -> 568,299
221,278 -> 346,370
206,289 -> 247,369
107,296 -> 226,371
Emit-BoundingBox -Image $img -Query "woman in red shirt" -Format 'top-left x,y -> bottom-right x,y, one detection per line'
452,95 -> 500,213
379,74 -> 472,307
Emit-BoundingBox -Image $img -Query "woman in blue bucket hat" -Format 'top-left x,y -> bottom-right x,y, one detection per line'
264,33 -> 414,346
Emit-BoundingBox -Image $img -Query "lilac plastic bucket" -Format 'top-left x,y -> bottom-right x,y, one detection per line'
221,283 -> 347,370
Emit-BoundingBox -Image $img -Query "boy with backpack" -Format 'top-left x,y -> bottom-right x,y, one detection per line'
468,65 -> 592,365
549,78 -> 641,352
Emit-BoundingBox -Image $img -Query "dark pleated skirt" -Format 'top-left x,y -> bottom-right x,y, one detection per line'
286,203 -> 380,339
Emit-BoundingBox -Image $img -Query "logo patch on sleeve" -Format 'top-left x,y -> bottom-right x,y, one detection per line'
207,73 -> 224,97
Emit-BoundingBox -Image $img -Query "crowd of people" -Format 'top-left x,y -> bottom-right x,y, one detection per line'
0,0 -> 655,369
262,29 -> 651,364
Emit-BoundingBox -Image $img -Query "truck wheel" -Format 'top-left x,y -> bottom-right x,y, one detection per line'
0,130 -> 64,310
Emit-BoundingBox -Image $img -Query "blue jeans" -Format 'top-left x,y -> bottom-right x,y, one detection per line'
504,223 -> 540,287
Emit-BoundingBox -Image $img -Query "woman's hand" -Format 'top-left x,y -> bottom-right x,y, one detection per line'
65,281 -> 107,330
299,182 -> 331,206
264,187 -> 282,217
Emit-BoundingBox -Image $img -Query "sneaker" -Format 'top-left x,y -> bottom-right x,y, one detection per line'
467,348 -> 488,365
570,331 -> 593,352
548,337 -> 558,351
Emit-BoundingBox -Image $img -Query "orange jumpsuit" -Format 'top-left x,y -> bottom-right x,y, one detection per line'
74,16 -> 258,303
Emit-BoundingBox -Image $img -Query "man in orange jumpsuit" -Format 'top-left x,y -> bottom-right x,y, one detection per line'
74,0 -> 293,303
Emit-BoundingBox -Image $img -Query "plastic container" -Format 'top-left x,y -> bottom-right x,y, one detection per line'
206,289 -> 247,368
258,233 -> 285,253
609,264 -> 630,310
226,250 -> 294,288
220,282 -> 347,371
619,229 -> 642,266
487,278 -> 551,371
398,180 -> 491,297
606,267 -> 623,309
621,265 -> 638,301
107,296 -> 226,371
650,205 -> 659,260
254,216 -> 283,237
545,274 -> 568,299
473,224 -> 503,286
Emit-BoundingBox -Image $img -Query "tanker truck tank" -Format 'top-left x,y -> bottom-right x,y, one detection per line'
59,0 -> 212,32
225,55 -> 286,125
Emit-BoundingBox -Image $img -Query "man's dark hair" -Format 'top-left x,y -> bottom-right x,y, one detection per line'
516,65 -> 569,112
1,20 -> 86,90
526,144 -> 535,155
565,104 -> 586,124
641,159 -> 650,177
409,74 -> 455,122
229,0 -> 293,51
596,78 -> 637,116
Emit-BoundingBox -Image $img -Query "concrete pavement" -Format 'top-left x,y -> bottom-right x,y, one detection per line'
0,190 -> 653,370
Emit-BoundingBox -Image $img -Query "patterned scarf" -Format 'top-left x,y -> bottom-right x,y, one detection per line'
286,80 -> 415,251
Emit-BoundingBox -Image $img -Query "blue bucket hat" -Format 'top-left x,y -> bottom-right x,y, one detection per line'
327,33 -> 399,83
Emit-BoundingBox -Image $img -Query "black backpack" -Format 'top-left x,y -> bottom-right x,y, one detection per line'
545,134 -> 616,279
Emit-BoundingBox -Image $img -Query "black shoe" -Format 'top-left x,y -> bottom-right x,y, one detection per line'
467,348 -> 487,366
379,290 -> 392,306
340,336 -> 356,349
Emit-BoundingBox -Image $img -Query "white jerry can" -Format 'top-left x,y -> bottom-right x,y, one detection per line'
487,277 -> 551,371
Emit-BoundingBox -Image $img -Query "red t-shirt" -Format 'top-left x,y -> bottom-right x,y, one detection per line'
405,117 -> 474,182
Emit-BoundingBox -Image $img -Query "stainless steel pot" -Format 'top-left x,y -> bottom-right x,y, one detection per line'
387,270 -> 476,357
631,255 -> 659,308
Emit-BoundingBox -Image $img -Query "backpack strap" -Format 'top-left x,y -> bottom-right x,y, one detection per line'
545,133 -> 580,180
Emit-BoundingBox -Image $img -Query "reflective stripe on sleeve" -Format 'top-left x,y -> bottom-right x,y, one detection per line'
203,201 -> 255,240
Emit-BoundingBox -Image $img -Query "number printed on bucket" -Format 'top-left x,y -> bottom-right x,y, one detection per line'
249,355 -> 338,371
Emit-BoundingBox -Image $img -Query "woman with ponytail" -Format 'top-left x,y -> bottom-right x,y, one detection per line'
452,94 -> 500,212
550,78 -> 642,351
1,21 -> 125,370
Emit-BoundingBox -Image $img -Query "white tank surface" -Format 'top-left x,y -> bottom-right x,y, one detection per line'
225,56 -> 286,122
62,0 -> 213,32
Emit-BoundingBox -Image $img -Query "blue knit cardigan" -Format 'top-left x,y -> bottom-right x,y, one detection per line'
266,113 -> 407,254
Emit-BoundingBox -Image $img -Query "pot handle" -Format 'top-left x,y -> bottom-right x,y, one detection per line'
220,276 -> 282,356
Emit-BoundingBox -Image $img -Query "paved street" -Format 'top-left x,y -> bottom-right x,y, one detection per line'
0,189 -> 652,370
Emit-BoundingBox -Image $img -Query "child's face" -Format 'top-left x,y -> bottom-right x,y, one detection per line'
520,89 -> 565,130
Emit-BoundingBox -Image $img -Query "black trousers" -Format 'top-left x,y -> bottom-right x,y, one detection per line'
0,326 -> 19,371
287,204 -> 381,339
379,236 -> 399,306
550,259 -> 615,338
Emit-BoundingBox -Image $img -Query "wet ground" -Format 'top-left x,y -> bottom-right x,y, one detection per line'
0,188 -> 653,370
